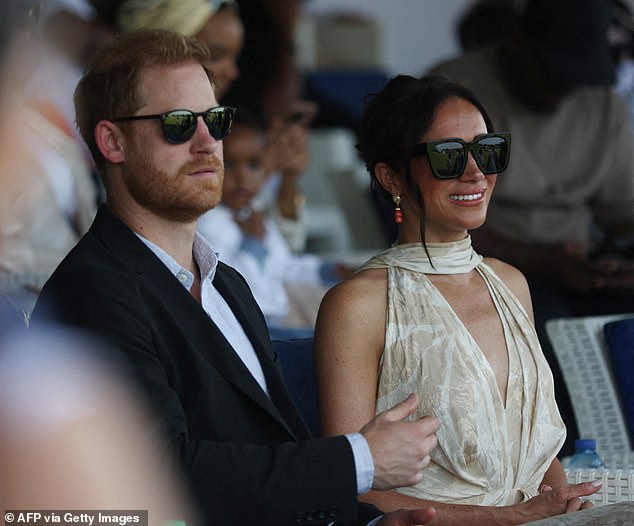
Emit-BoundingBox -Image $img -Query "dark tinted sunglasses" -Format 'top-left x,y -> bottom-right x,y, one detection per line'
411,132 -> 511,180
112,106 -> 236,144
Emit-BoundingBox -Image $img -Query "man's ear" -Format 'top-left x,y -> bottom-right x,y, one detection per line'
374,162 -> 402,196
95,120 -> 126,164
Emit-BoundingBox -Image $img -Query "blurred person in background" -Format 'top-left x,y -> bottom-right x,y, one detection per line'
0,0 -> 112,314
224,0 -> 304,125
225,0 -> 314,252
609,0 -> 634,122
430,0 -> 634,456
456,0 -> 524,52
197,108 -> 352,336
0,4 -> 196,523
117,0 -> 244,102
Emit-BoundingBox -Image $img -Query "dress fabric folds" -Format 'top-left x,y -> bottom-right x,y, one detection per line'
359,240 -> 566,505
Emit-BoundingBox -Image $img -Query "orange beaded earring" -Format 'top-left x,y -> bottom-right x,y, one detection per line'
392,195 -> 403,224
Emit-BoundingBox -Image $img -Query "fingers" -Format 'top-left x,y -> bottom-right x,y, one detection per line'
580,500 -> 594,510
563,481 -> 600,513
421,419 -> 440,454
566,497 -> 584,513
554,480 -> 602,510
566,497 -> 594,513
377,394 -> 441,453
578,480 -> 602,496
380,393 -> 419,422
362,394 -> 440,490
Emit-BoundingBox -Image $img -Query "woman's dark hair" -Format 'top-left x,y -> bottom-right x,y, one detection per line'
356,74 -> 494,258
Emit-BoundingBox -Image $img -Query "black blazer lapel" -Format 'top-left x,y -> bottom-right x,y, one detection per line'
146,255 -> 300,437
213,265 -> 312,439
92,207 -> 299,437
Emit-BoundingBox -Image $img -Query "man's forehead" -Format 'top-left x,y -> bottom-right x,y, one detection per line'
138,61 -> 210,83
136,62 -> 216,108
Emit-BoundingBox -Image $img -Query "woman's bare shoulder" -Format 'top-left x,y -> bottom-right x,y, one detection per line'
322,267 -> 387,305
314,269 -> 388,435
483,256 -> 534,317
317,267 -> 388,333
483,256 -> 525,282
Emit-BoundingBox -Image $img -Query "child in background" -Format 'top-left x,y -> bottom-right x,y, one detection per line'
197,109 -> 351,336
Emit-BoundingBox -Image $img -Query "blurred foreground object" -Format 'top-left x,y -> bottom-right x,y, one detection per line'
0,327 -> 197,525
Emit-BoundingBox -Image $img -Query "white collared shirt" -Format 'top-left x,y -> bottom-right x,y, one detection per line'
138,232 -> 268,395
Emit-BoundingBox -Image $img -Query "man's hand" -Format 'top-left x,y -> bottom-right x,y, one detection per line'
360,393 -> 440,490
378,507 -> 437,526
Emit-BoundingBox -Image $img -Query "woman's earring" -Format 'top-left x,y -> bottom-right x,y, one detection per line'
392,194 -> 403,224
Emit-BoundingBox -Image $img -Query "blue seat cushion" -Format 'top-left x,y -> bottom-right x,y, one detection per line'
305,69 -> 389,125
272,338 -> 320,437
603,318 -> 634,445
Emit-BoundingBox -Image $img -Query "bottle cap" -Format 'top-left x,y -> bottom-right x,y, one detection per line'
575,438 -> 597,450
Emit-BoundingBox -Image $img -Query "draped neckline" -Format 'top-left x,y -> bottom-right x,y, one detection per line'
366,236 -> 483,275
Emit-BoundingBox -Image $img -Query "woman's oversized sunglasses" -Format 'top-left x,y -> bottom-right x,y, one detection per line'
112,106 -> 237,144
411,132 -> 511,180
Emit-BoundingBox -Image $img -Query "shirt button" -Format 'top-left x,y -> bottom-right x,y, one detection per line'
176,271 -> 191,286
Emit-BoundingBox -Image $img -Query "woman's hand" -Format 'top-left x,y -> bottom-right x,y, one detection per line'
514,480 -> 601,522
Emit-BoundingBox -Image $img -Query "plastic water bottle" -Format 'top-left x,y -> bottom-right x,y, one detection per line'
567,439 -> 607,469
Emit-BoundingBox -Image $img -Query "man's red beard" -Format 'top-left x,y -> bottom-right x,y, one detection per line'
123,150 -> 225,223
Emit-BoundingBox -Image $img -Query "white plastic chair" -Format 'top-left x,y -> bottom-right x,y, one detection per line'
545,314 -> 633,455
546,314 -> 634,505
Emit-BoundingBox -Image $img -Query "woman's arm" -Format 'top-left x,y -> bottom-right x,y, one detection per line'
315,272 -> 438,509
314,271 -> 387,437
540,458 -> 568,490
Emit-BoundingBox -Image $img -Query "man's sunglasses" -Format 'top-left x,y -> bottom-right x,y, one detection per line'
411,132 -> 511,180
112,106 -> 237,144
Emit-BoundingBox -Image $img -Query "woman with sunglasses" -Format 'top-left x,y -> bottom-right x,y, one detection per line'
313,75 -> 600,525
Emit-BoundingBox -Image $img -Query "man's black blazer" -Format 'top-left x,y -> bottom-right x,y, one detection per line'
32,206 -> 381,526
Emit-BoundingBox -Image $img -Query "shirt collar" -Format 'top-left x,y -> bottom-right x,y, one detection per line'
136,231 -> 219,290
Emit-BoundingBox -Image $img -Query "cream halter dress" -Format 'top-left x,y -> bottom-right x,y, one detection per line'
359,237 -> 565,504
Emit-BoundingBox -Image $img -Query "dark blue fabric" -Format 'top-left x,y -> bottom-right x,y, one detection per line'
603,318 -> 634,445
305,70 -> 389,126
272,338 -> 320,437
